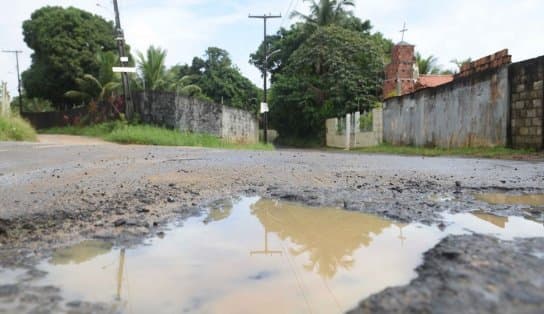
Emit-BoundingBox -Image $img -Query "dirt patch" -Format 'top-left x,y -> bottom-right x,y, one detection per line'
37,134 -> 109,146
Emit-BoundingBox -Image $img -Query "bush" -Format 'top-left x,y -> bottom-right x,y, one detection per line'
0,115 -> 37,141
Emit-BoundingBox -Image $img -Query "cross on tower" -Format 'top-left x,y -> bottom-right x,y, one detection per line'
400,22 -> 408,42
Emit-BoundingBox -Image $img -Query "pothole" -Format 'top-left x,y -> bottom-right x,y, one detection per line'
2,197 -> 544,313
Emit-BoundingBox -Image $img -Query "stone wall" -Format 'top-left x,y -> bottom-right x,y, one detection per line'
509,56 -> 544,149
134,92 -> 259,144
383,66 -> 510,148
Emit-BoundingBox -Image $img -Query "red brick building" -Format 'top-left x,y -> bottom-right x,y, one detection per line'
383,42 -> 454,99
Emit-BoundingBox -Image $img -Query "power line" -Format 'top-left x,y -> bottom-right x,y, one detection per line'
2,50 -> 23,114
249,13 -> 281,144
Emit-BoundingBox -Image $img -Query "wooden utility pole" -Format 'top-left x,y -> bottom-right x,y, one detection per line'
249,14 -> 281,143
2,50 -> 23,114
112,0 -> 134,120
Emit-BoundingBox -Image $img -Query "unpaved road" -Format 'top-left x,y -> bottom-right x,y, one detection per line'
1,136 -> 544,313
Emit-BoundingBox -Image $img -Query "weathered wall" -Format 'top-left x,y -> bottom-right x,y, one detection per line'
383,67 -> 509,148
175,96 -> 222,135
221,106 -> 259,144
509,56 -> 544,149
326,118 -> 346,148
134,92 -> 258,144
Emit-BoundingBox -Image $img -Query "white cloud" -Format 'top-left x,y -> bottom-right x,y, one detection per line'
357,0 -> 544,70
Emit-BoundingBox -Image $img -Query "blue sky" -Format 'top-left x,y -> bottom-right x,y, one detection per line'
2,0 -> 544,98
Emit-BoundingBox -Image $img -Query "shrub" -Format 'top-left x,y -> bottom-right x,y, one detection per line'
0,115 -> 37,141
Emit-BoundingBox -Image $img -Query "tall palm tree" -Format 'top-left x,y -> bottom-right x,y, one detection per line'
290,0 -> 355,27
136,46 -> 169,91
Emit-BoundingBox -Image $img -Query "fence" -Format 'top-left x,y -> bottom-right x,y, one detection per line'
326,108 -> 383,149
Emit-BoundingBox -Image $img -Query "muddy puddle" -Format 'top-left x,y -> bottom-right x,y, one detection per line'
475,193 -> 544,206
3,197 -> 544,313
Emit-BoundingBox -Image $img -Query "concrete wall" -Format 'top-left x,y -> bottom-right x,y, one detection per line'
326,108 -> 383,149
221,106 -> 259,144
134,91 -> 259,144
509,56 -> 544,149
383,66 -> 509,148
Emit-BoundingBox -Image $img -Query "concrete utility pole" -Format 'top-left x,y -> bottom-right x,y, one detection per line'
2,50 -> 23,114
249,13 -> 281,143
112,0 -> 134,120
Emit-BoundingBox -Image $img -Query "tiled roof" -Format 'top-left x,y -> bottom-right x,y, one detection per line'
418,75 -> 454,87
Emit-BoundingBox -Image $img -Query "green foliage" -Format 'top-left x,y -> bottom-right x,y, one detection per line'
416,52 -> 441,75
0,115 -> 37,141
351,144 -> 536,159
291,0 -> 355,27
269,25 -> 384,138
21,6 -> 117,107
136,46 -> 170,91
186,47 -> 261,112
359,111 -> 373,132
43,122 -> 273,150
11,96 -> 55,113
250,0 -> 392,141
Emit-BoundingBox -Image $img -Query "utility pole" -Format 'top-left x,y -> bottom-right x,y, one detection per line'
112,0 -> 134,120
2,50 -> 23,114
249,13 -> 281,143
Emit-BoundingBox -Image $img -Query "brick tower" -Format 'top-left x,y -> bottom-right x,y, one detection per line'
383,42 -> 417,98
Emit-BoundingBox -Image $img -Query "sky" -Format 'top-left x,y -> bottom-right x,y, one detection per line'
1,0 -> 544,98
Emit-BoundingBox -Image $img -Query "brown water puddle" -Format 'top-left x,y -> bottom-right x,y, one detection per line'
475,193 -> 544,206
8,197 -> 544,314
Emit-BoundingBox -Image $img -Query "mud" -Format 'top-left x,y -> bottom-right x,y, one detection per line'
1,137 -> 544,313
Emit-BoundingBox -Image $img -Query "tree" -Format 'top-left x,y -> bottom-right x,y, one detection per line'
21,6 -> 117,108
136,46 -> 170,91
64,51 -> 121,105
189,47 -> 261,111
416,52 -> 441,75
269,25 -> 384,139
291,0 -> 355,27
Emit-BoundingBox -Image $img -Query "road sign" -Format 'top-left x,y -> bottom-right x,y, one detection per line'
260,102 -> 269,113
112,67 -> 137,73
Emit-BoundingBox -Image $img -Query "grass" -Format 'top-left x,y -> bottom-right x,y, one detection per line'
42,121 -> 274,150
0,115 -> 37,142
349,143 -> 538,159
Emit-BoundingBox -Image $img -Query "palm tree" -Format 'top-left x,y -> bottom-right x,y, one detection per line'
136,46 -> 170,91
290,0 -> 355,27
416,52 -> 441,75
170,74 -> 203,97
65,51 -> 121,104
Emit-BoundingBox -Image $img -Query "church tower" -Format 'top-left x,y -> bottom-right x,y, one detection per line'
383,42 -> 417,98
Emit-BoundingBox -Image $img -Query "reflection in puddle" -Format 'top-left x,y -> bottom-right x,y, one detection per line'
26,197 -> 544,313
50,240 -> 113,265
475,193 -> 544,206
472,211 -> 509,228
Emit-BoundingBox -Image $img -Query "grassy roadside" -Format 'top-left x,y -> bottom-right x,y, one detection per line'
348,143 -> 539,159
42,122 -> 273,150
0,115 -> 37,142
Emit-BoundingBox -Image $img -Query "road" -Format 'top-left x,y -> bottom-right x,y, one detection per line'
0,135 -> 543,313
